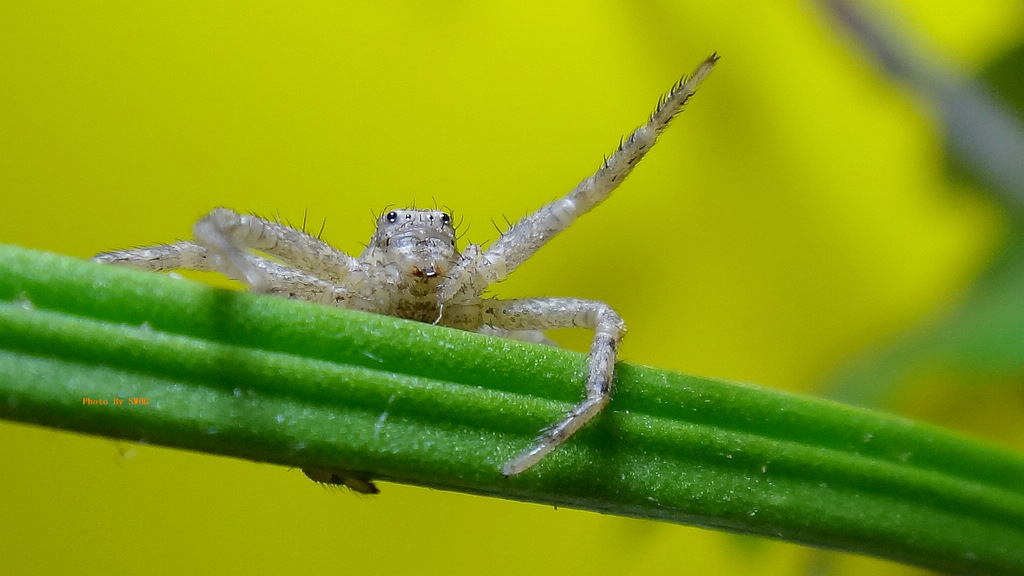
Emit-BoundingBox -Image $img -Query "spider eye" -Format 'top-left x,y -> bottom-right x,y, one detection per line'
441,213 -> 451,225
386,211 -> 398,223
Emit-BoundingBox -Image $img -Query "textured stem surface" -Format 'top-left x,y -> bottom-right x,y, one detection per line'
1,243 -> 1022,575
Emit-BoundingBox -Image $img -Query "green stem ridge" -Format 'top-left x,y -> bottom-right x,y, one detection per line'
1,243 -> 1022,575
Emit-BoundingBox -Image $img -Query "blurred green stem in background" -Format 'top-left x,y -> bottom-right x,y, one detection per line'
819,0 -> 1024,211
816,0 -> 1024,422
1,243 -> 1023,575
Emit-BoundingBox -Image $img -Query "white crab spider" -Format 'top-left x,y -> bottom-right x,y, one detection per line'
96,54 -> 717,491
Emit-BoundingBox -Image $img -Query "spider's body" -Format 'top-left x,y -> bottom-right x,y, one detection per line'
96,54 -> 718,491
360,209 -> 459,322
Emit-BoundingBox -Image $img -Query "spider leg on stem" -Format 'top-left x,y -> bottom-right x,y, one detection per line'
482,297 -> 626,476
95,208 -> 362,305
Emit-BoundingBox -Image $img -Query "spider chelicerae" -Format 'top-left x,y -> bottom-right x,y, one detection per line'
96,54 -> 718,492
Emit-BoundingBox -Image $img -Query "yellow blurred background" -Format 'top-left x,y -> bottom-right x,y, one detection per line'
1,2 -> 1021,574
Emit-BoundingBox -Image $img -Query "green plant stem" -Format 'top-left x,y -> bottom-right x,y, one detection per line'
1,243 -> 1023,575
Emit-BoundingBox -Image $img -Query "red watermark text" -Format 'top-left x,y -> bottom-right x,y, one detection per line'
82,397 -> 149,406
